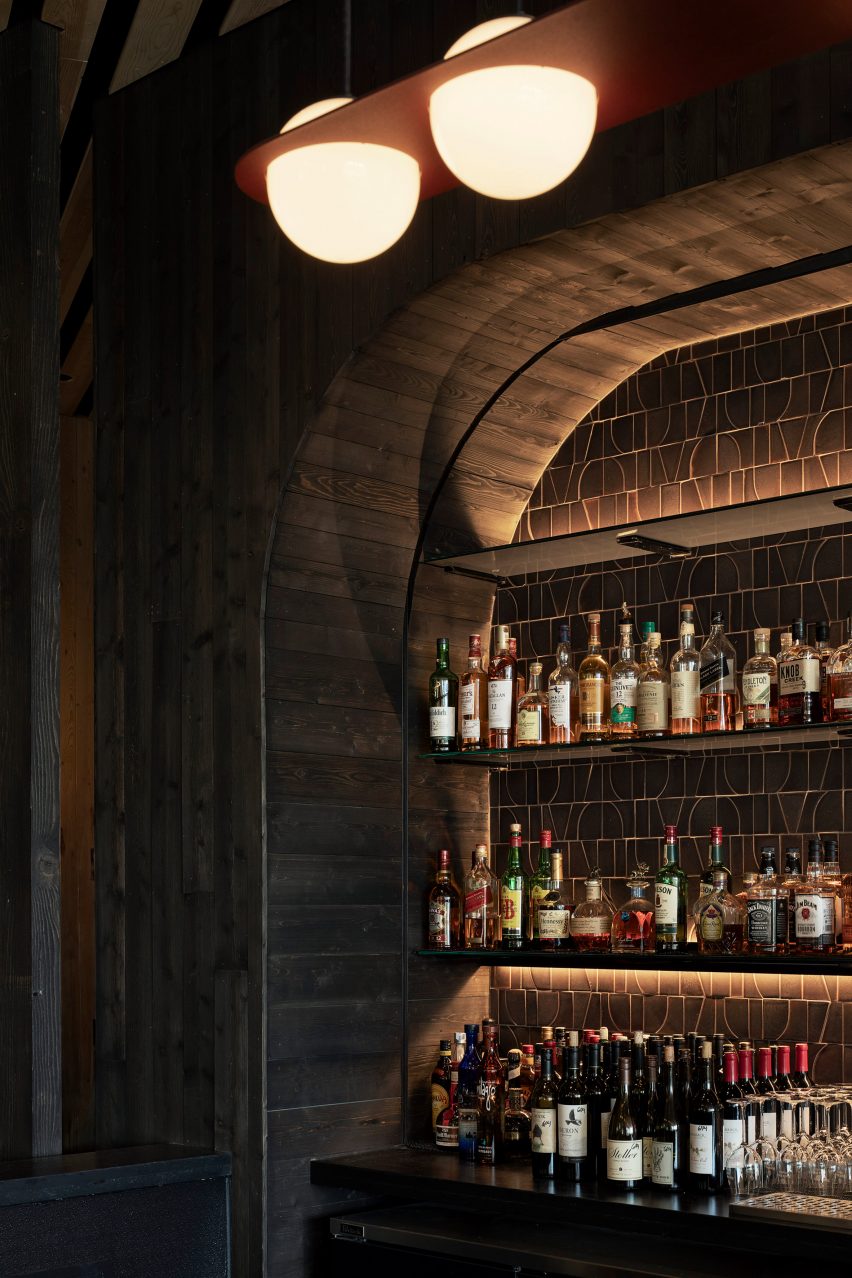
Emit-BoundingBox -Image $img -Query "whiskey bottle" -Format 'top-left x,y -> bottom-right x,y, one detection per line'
476,1020 -> 505,1165
610,614 -> 640,738
637,632 -> 669,738
530,1047 -> 559,1179
654,825 -> 687,953
814,620 -> 833,719
435,1032 -> 464,1149
509,636 -> 524,698
487,624 -> 516,749
548,622 -> 579,744
782,845 -> 803,950
578,612 -> 610,741
515,661 -> 550,746
699,611 -> 737,733
426,848 -> 461,949
776,629 -> 793,663
778,617 -> 822,726
503,1087 -> 531,1160
460,633 -> 489,751
537,848 -> 572,950
793,839 -> 835,954
695,834 -> 744,955
429,637 -> 458,751
670,604 -> 700,734
638,620 -> 655,670
527,829 -> 553,944
697,826 -> 732,906
501,823 -> 526,950
741,628 -> 778,728
463,844 -> 500,950
745,846 -> 788,955
828,615 -> 852,721
821,836 -> 843,946
688,1042 -> 724,1193
570,869 -> 611,951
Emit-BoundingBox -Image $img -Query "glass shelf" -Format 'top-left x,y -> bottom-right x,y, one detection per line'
420,721 -> 852,767
415,945 -> 852,976
425,483 -> 852,577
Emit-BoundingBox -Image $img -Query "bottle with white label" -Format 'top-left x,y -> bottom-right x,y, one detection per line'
557,1033 -> 590,1181
688,1042 -> 723,1192
578,613 -> 610,741
607,1055 -> 642,1188
652,1044 -> 683,1191
670,604 -> 701,734
755,1047 -> 780,1141
637,632 -> 669,738
428,637 -> 458,752
610,614 -> 640,738
828,614 -> 852,721
548,622 -> 579,744
516,661 -> 550,747
719,1050 -> 745,1173
794,839 -> 835,953
487,624 -> 516,749
741,628 -> 778,728
530,1047 -> 559,1179
778,617 -> 822,726
655,825 -> 687,953
460,633 -> 488,751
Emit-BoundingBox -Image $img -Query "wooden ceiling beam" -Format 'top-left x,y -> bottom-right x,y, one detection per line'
219,0 -> 286,36
109,0 -> 206,92
60,140 -> 92,325
43,0 -> 109,134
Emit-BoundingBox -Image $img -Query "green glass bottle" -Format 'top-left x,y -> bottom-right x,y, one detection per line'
428,636 -> 458,752
527,829 -> 553,943
501,822 -> 527,949
654,824 -> 688,953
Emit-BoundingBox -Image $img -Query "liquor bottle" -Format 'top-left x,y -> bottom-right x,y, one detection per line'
737,872 -> 757,910
719,1051 -> 744,1172
737,1048 -> 759,1144
501,824 -> 526,950
637,633 -> 670,738
541,1027 -> 561,1085
821,836 -> 843,947
509,637 -> 524,698
610,614 -> 640,738
557,1032 -> 590,1181
463,844 -> 500,950
476,1021 -> 505,1165
530,1047 -> 559,1179
688,1042 -> 723,1193
741,628 -> 778,728
670,604 -> 701,735
611,866 -> 656,953
456,1024 -> 481,1162
537,848 -> 572,950
639,620 -> 656,670
756,1047 -> 780,1141
778,618 -> 822,726
782,845 -> 803,950
607,1055 -> 642,1189
578,612 -> 610,741
487,624 -> 516,749
526,829 -> 553,944
506,1047 -> 522,1090
815,620 -> 833,719
431,1040 -> 453,1136
503,1087 -> 531,1160
460,633 -> 489,751
548,622 -> 579,744
792,1042 -> 812,1090
745,845 -> 788,955
516,661 -> 549,747
435,1031 -> 465,1150
654,824 -> 687,953
696,826 -> 732,913
699,611 -> 737,733
828,615 -> 852,721
584,1041 -> 610,1178
519,1044 -> 536,1107
794,840 -> 835,954
570,869 -> 611,951
426,849 -> 461,949
776,629 -> 792,663
429,637 -> 458,751
652,1045 -> 683,1191
695,882 -> 745,954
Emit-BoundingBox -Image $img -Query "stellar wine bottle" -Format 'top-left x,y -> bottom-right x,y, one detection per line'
607,1055 -> 642,1189
688,1042 -> 723,1193
652,1045 -> 683,1191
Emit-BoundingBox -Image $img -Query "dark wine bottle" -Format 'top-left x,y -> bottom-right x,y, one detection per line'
720,1050 -> 744,1173
774,1044 -> 793,1091
676,1048 -> 691,1123
641,1053 -> 659,1182
737,1047 -> 759,1145
607,1056 -> 642,1189
557,1033 -> 590,1181
630,1032 -> 648,1138
755,1046 -> 780,1142
530,1047 -> 559,1179
688,1042 -> 724,1193
584,1041 -> 610,1180
652,1045 -> 684,1191
792,1041 -> 812,1089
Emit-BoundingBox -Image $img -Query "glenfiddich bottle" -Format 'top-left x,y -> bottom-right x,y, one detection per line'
654,825 -> 687,953
426,849 -> 461,949
741,628 -> 777,728
548,622 -> 579,744
428,637 -> 458,751
578,612 -> 610,741
778,617 -> 822,726
487,624 -> 516,748
699,611 -> 737,733
460,633 -> 489,751
501,824 -> 526,949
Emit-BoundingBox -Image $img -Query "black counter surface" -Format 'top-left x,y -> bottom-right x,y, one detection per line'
0,1143 -> 230,1207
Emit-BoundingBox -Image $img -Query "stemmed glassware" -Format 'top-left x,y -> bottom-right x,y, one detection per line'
724,1086 -> 852,1200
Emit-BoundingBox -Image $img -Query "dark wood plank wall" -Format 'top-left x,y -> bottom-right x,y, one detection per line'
91,2 -> 852,1273
0,19 -> 62,1161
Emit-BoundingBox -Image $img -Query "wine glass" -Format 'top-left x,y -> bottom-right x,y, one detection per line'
724,1141 -> 762,1198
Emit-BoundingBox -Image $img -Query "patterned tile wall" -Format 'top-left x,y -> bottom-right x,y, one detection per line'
489,305 -> 852,1082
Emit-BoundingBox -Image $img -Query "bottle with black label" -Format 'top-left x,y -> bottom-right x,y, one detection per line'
778,617 -> 822,726
688,1042 -> 723,1193
782,846 -> 803,949
745,845 -> 788,955
557,1032 -> 590,1181
607,1055 -> 642,1189
699,611 -> 737,733
530,1047 -> 559,1179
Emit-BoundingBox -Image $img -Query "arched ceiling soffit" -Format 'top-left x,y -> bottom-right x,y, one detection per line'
296,139 -> 852,578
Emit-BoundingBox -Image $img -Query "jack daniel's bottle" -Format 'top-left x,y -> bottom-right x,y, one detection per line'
699,611 -> 737,733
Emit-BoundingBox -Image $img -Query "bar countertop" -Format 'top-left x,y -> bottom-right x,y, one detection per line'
0,1145 -> 231,1207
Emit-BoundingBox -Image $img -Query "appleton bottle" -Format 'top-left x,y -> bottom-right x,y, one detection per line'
428,637 -> 458,751
637,633 -> 670,738
741,628 -> 778,728
426,849 -> 461,949
487,624 -> 516,748
699,611 -> 737,733
516,661 -> 550,747
778,617 -> 822,726
548,622 -> 579,744
476,1020 -> 505,1165
578,612 -> 611,741
688,1042 -> 723,1193
654,824 -> 687,953
652,1044 -> 683,1191
537,848 -> 572,950
607,1055 -> 642,1189
610,612 -> 640,738
463,844 -> 500,950
527,829 -> 553,944
460,633 -> 489,751
501,823 -> 526,950
557,1032 -> 590,1181
670,604 -> 701,734
431,1040 -> 453,1137
530,1047 -> 559,1179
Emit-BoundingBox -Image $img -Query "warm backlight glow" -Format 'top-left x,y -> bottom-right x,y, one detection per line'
266,98 -> 421,263
444,14 -> 532,57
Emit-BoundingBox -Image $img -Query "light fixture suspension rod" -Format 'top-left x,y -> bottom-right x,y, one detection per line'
343,0 -> 352,98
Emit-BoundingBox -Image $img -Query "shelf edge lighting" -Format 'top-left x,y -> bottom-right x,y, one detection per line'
266,97 -> 421,264
429,15 -> 598,201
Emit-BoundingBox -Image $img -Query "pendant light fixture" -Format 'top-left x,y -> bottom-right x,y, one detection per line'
428,11 -> 597,201
264,1 -> 421,264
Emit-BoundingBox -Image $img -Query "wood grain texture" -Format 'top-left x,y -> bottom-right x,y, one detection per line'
109,0 -> 205,92
43,0 -> 109,133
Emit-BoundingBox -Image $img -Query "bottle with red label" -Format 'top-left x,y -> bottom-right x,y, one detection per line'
426,849 -> 461,950
501,823 -> 527,949
463,844 -> 500,949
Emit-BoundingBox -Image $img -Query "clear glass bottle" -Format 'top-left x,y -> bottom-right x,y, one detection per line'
570,868 -> 611,951
503,1086 -> 531,1160
829,615 -> 852,722
745,845 -> 788,955
654,824 -> 687,953
776,630 -> 792,662
460,632 -> 489,751
527,829 -> 553,944
781,845 -> 803,951
638,620 -> 655,670
610,614 -> 640,738
548,621 -> 579,744
578,612 -> 610,741
736,872 -> 757,911
509,636 -> 524,698
778,617 -> 822,726
670,604 -> 700,735
487,624 -> 516,748
537,848 -> 573,951
426,848 -> 461,949
500,823 -> 527,950
694,825 -> 732,919
637,632 -> 670,738
463,844 -> 500,950
821,836 -> 843,947
741,628 -> 778,728
793,839 -> 835,954
814,621 -> 833,720
516,661 -> 550,747
611,865 -> 656,953
428,637 -> 458,751
699,610 -> 737,733
695,883 -> 745,954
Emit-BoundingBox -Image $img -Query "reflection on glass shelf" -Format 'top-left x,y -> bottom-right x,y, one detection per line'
419,721 -> 852,766
414,944 -> 852,975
